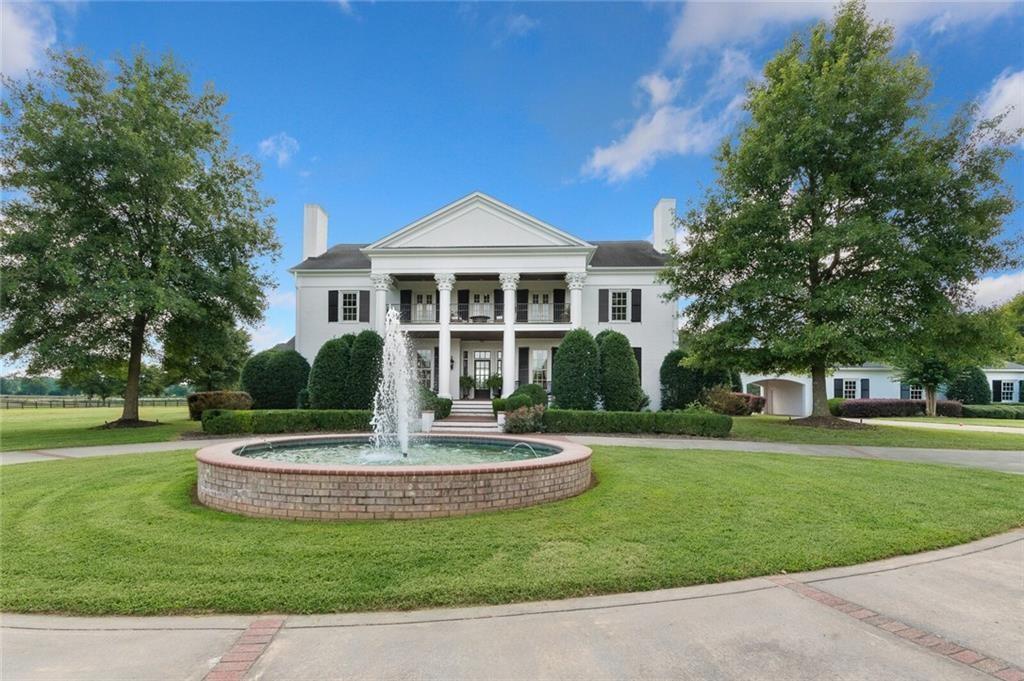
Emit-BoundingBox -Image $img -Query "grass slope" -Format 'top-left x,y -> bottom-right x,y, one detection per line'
730,415 -> 1024,449
2,447 -> 1021,615
0,406 -> 198,451
875,416 -> 1024,429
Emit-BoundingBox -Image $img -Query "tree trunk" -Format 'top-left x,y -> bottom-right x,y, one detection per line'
925,385 -> 938,417
810,361 -> 830,417
119,314 -> 148,422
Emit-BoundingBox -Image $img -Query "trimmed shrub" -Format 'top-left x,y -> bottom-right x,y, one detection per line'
599,331 -> 643,411
491,398 -> 507,415
504,405 -> 546,434
962,404 -> 1024,419
512,383 -> 548,406
296,388 -> 310,409
201,408 -> 372,435
418,387 -> 453,420
186,390 -> 252,421
551,329 -> 600,410
241,350 -> 311,409
945,367 -> 992,405
308,335 -> 355,409
347,330 -> 384,409
542,409 -> 732,438
704,385 -> 751,416
506,394 -> 532,412
659,349 -> 733,410
827,398 -> 845,416
838,399 -> 963,418
742,393 -> 766,414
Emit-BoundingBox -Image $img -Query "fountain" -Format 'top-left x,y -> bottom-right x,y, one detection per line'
370,306 -> 420,455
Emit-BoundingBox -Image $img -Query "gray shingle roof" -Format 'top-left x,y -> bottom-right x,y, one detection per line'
292,244 -> 371,271
589,241 -> 667,268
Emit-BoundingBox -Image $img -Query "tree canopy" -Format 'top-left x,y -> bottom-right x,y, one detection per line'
658,1 -> 1019,417
162,316 -> 252,392
0,50 -> 279,424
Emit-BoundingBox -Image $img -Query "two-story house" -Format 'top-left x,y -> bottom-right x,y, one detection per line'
290,192 -> 678,408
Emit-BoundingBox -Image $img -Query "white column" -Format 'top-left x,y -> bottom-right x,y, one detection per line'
565,272 -> 587,328
370,273 -> 392,334
500,272 -> 520,397
435,273 -> 456,399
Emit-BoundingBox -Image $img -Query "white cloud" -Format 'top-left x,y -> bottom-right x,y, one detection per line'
978,69 -> 1024,146
248,320 -> 292,351
493,13 -> 539,46
1,2 -> 56,77
335,0 -> 354,15
638,73 -> 683,108
258,132 -> 299,167
268,290 -> 296,308
973,271 -> 1024,307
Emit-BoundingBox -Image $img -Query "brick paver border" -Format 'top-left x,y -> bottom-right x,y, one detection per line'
204,617 -> 285,681
768,575 -> 1023,680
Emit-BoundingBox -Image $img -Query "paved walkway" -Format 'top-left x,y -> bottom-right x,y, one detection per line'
848,418 -> 1024,435
568,435 -> 1024,474
2,531 -> 1021,680
0,439 -> 227,466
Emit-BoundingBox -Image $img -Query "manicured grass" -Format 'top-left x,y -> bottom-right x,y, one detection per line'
2,447 -> 1021,615
877,416 -> 1024,429
730,415 -> 1024,450
0,406 -> 199,451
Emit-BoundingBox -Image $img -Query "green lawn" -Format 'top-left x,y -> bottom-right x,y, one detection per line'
874,416 -> 1024,429
0,406 -> 199,451
730,415 -> 1024,449
2,446 -> 1021,615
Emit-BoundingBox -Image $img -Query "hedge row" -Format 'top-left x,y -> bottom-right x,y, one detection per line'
426,396 -> 453,420
186,391 -> 253,421
541,409 -> 732,438
201,409 -> 372,435
962,404 -> 1024,419
838,399 -> 963,418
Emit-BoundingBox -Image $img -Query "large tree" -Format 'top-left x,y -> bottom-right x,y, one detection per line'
1,50 -> 279,425
162,315 -> 253,392
659,1 -> 1019,418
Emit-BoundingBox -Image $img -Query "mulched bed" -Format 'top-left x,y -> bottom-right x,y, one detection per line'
786,416 -> 876,430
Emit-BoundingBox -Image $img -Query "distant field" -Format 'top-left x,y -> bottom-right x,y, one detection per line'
0,406 -> 198,451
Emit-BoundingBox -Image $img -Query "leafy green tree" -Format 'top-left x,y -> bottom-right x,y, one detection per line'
0,377 -> 21,395
347,330 -> 384,410
59,363 -> 127,404
16,377 -> 48,396
1001,293 -> 1024,364
945,367 -> 991,405
893,310 -> 1012,415
308,335 -> 355,409
598,331 -> 643,411
658,1 -> 1018,418
163,317 -> 252,391
240,350 -> 310,409
163,383 -> 191,398
0,50 -> 279,426
551,329 -> 600,410
659,349 -> 732,410
139,364 -> 168,398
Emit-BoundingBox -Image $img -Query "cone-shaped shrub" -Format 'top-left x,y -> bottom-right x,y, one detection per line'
551,328 -> 599,409
945,366 -> 991,405
659,349 -> 733,410
598,330 -> 643,411
308,335 -> 355,409
241,349 -> 310,409
347,329 -> 384,409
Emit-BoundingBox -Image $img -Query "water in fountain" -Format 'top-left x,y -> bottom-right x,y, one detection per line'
370,306 -> 421,455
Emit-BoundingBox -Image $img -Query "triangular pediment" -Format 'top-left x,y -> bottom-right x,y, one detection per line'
367,193 -> 593,250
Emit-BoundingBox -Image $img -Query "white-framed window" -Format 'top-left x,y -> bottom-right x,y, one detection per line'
341,291 -> 358,321
416,349 -> 432,389
532,349 -> 548,385
843,379 -> 857,399
1002,381 -> 1015,402
909,385 -> 923,400
610,290 -> 628,322
496,350 -> 502,376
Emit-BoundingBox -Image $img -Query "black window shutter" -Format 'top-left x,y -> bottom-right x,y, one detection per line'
435,289 -> 440,322
993,380 -> 1002,402
516,289 -> 529,322
494,288 -> 503,320
631,289 -> 642,322
457,289 -> 469,320
1019,380 -> 1024,402
900,383 -> 910,399
598,289 -> 609,323
328,290 -> 339,322
358,290 -> 370,323
399,289 -> 412,322
518,347 -> 529,386
632,347 -> 642,375
860,378 -> 870,399
553,289 -> 566,322
833,378 -> 843,398
433,346 -> 440,392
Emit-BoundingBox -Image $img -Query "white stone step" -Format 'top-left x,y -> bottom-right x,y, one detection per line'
431,422 -> 502,433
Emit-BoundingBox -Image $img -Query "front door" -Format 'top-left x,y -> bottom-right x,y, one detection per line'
473,358 -> 491,400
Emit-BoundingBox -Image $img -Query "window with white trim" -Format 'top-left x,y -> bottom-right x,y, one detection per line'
843,379 -> 857,399
610,290 -> 628,322
1002,381 -> 1015,402
416,349 -> 432,389
532,349 -> 548,386
909,385 -> 923,400
341,292 -> 358,321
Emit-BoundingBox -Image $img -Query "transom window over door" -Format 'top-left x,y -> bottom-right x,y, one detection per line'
842,379 -> 857,399
610,290 -> 628,321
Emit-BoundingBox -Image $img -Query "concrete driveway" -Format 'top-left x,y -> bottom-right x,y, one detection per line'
3,531 -> 1021,680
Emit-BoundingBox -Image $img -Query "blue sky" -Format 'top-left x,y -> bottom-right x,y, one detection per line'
4,0 -> 1023,350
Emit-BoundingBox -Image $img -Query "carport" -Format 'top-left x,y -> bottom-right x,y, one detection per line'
749,378 -> 808,416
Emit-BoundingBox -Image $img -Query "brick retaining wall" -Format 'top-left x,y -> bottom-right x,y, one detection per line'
196,435 -> 592,520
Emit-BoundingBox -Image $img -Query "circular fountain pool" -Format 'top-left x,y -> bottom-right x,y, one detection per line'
196,434 -> 592,521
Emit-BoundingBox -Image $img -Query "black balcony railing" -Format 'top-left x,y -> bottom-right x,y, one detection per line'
388,302 -> 570,324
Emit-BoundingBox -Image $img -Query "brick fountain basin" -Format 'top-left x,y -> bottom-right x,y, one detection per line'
195,433 -> 592,521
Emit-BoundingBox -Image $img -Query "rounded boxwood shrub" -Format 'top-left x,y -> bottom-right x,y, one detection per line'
186,390 -> 253,420
241,350 -> 311,410
347,330 -> 384,409
308,335 -> 355,409
551,329 -> 599,410
512,383 -> 548,406
945,366 -> 991,405
506,393 -> 533,412
598,331 -> 642,411
659,349 -> 732,410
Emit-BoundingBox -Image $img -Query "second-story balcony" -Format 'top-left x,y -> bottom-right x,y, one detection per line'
389,302 -> 571,325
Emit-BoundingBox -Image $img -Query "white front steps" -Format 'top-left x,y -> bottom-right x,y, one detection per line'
433,399 -> 501,433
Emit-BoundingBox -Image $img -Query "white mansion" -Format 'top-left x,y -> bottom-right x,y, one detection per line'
289,192 -> 678,408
